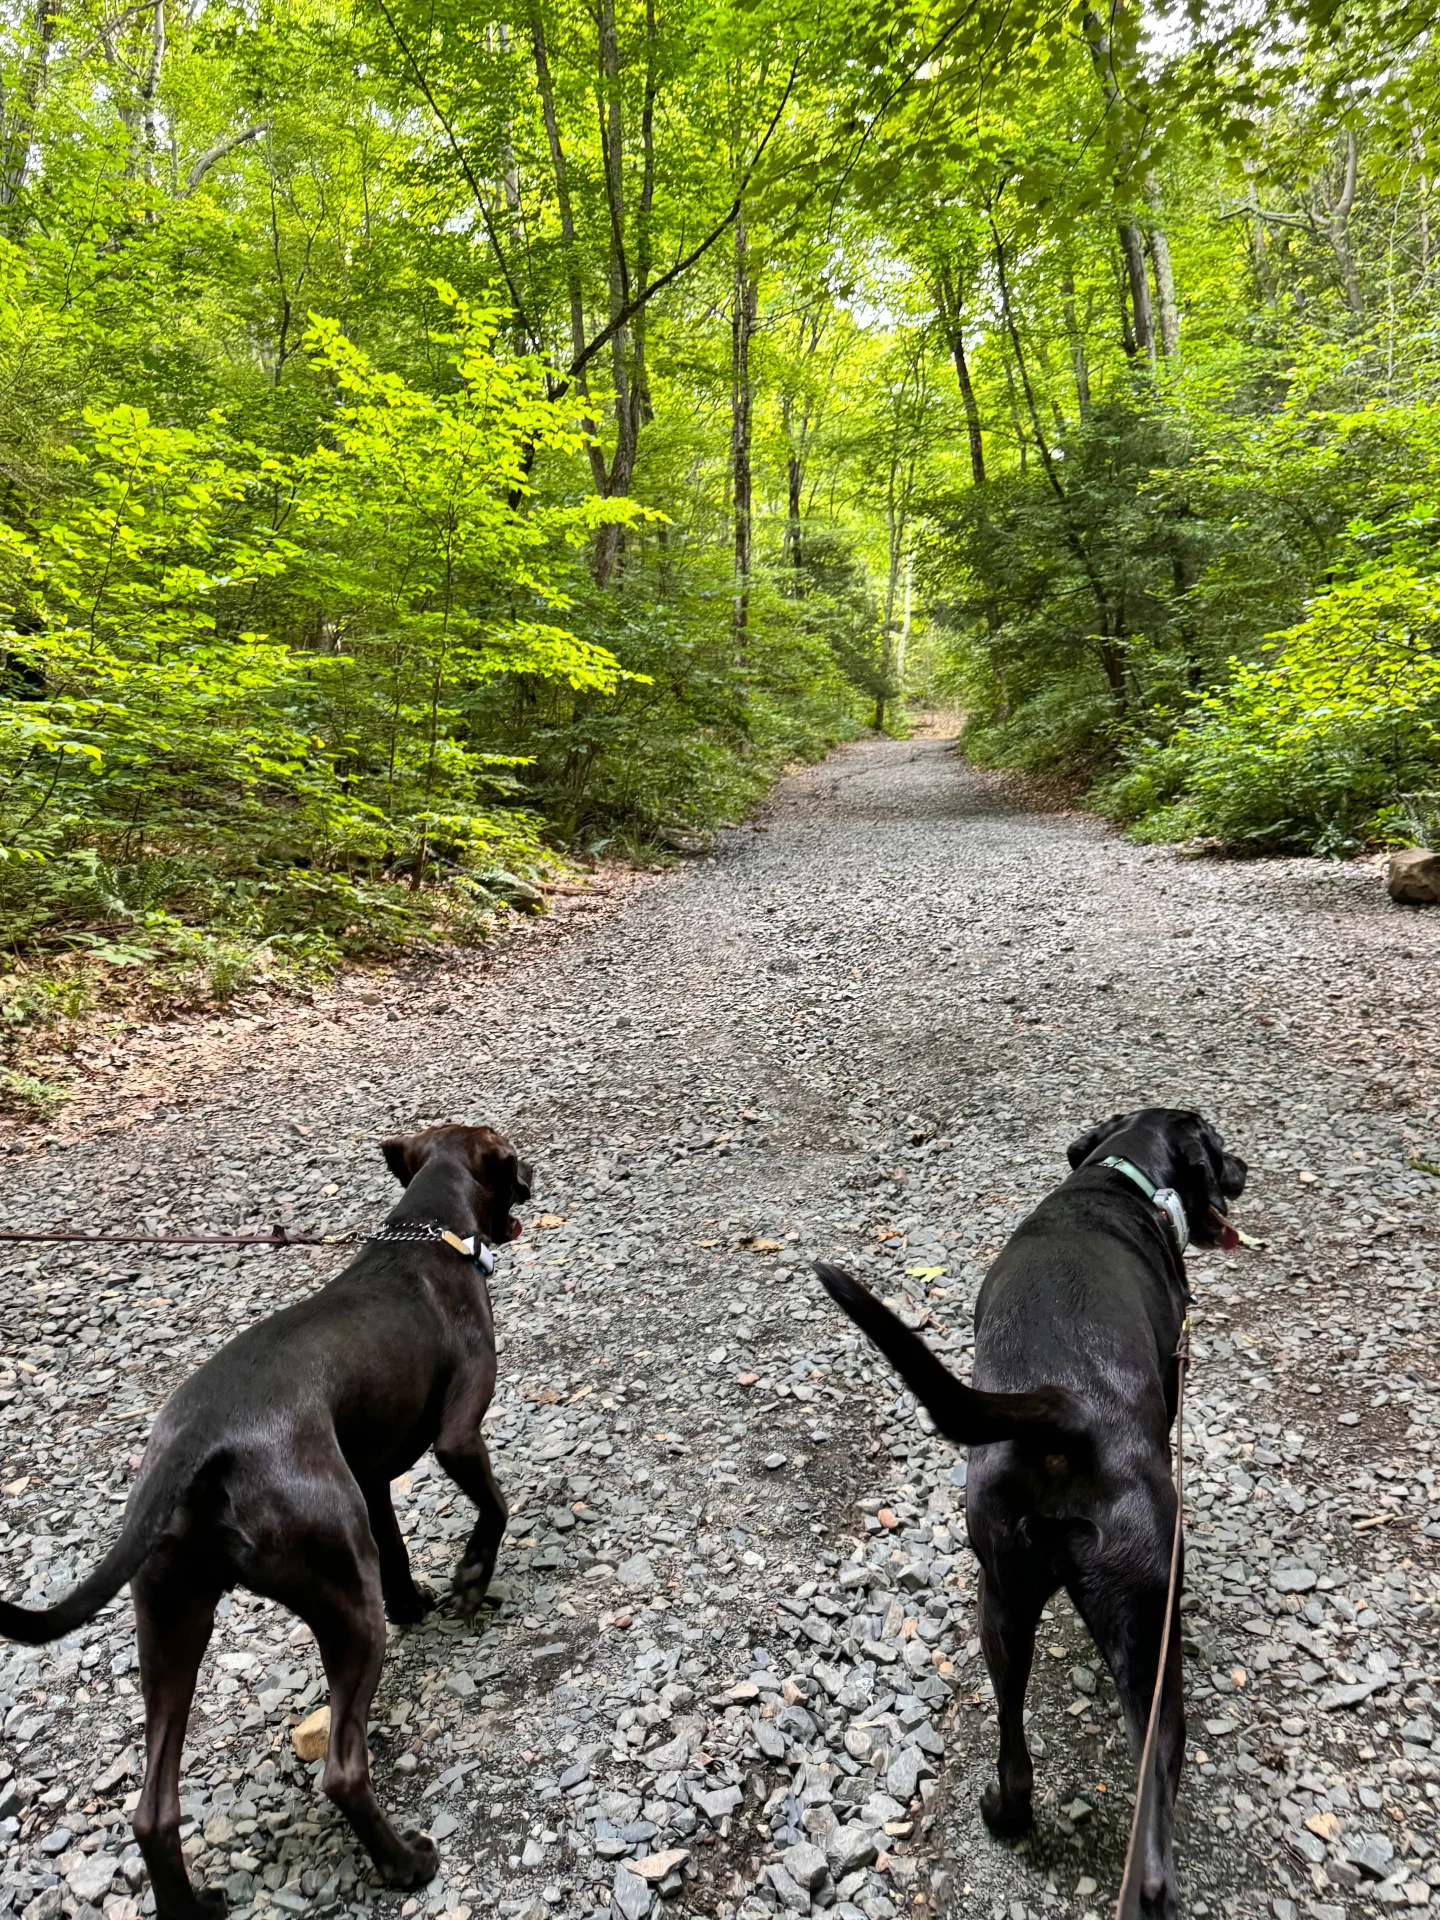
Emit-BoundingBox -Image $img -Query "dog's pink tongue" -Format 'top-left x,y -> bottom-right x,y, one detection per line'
1211,1208 -> 1240,1251
509,1216 -> 523,1240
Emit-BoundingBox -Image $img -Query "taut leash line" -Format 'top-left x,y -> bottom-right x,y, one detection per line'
1115,1318 -> 1189,1920
0,1226 -> 349,1249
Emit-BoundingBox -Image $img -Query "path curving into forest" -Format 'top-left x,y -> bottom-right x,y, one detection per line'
2,738 -> 1439,1920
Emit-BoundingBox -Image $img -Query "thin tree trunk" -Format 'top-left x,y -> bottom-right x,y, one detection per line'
1144,175 -> 1180,357
1412,124 -> 1431,276
934,262 -> 985,485
529,2 -> 608,500
897,549 -> 912,696
1119,221 -> 1155,365
1328,128 -> 1365,316
0,0 -> 59,208
591,0 -> 636,585
731,205 -> 757,647
140,0 -> 166,183
1084,9 -> 1155,367
990,215 -> 1125,708
1001,354 -> 1027,474
782,393 -> 805,576
631,0 -> 657,431
1060,269 -> 1091,420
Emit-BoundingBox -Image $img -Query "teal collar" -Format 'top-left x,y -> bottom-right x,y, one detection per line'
1099,1155 -> 1190,1252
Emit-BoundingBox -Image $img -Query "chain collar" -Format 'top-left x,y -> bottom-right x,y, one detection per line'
368,1218 -> 497,1276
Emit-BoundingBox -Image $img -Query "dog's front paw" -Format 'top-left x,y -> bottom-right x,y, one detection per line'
980,1781 -> 1033,1838
452,1556 -> 496,1616
388,1833 -> 440,1888
165,1888 -> 227,1920
385,1583 -> 436,1626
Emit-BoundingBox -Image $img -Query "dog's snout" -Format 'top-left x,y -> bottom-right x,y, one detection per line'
1221,1153 -> 1247,1198
515,1159 -> 534,1201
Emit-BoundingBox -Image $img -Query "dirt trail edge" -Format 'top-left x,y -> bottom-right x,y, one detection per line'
2,738 -> 1438,1920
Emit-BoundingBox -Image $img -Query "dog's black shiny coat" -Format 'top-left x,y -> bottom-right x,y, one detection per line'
0,1124 -> 530,1920
819,1108 -> 1247,1920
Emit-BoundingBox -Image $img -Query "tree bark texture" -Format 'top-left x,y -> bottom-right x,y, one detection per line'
730,206 -> 757,646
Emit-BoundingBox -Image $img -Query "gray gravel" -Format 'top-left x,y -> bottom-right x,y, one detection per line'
2,737 -> 1439,1920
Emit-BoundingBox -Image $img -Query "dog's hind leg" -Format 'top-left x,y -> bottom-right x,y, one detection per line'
1070,1547 -> 1184,1920
435,1425 -> 507,1615
247,1471 -> 439,1893
281,1551 -> 439,1892
361,1481 -> 433,1625
976,1558 -> 1050,1838
132,1563 -> 226,1920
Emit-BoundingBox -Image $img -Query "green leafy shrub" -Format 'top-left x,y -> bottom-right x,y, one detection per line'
1111,566 -> 1440,851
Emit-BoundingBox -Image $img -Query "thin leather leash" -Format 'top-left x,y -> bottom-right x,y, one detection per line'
0,1226 -> 347,1249
1115,1316 -> 1190,1920
0,1219 -> 508,1274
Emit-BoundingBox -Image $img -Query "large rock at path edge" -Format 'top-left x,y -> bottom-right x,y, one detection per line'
1388,847 -> 1440,905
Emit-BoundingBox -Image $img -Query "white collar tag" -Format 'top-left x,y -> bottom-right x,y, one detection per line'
440,1229 -> 496,1275
1099,1155 -> 1190,1251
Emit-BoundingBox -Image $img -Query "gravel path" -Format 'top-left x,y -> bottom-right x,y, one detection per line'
2,737 -> 1439,1920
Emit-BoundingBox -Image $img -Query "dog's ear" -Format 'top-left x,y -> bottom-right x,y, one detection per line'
1201,1121 -> 1248,1198
1066,1113 -> 1130,1169
380,1137 -> 421,1186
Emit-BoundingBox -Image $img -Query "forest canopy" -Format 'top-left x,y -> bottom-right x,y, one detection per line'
1,0 -> 1438,996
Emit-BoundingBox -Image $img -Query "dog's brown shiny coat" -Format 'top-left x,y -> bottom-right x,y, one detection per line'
0,1124 -> 530,1920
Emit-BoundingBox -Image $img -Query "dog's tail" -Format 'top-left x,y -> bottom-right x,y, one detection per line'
815,1263 -> 1091,1454
0,1445 -> 202,1644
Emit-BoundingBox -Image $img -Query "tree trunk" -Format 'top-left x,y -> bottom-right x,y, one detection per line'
934,263 -> 985,484
1001,353 -> 1027,474
0,0 -> 59,208
730,205 -> 757,646
140,0 -> 166,184
782,393 -> 804,577
1119,220 -> 1155,365
1328,128 -> 1365,316
991,216 -> 1124,708
529,2 -> 608,501
1060,269 -> 1091,419
1083,9 -> 1155,368
590,0 -> 636,586
1412,124 -> 1430,276
1144,174 -> 1180,357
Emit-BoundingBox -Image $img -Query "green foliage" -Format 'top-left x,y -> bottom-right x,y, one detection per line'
0,298 -> 645,959
1111,565 -> 1440,852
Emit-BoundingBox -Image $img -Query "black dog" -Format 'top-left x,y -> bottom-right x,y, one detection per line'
0,1123 -> 530,1920
818,1107 -> 1246,1920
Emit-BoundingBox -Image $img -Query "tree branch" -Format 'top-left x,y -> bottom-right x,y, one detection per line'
371,0 -> 542,353
553,61 -> 796,401
184,122 -> 269,192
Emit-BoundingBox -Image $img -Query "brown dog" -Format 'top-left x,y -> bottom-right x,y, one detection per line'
0,1123 -> 530,1920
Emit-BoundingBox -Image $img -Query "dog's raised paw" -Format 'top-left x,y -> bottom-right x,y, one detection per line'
451,1559 -> 495,1615
980,1782 -> 1033,1839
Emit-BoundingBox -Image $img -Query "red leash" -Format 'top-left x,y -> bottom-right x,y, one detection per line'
0,1226 -> 349,1249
